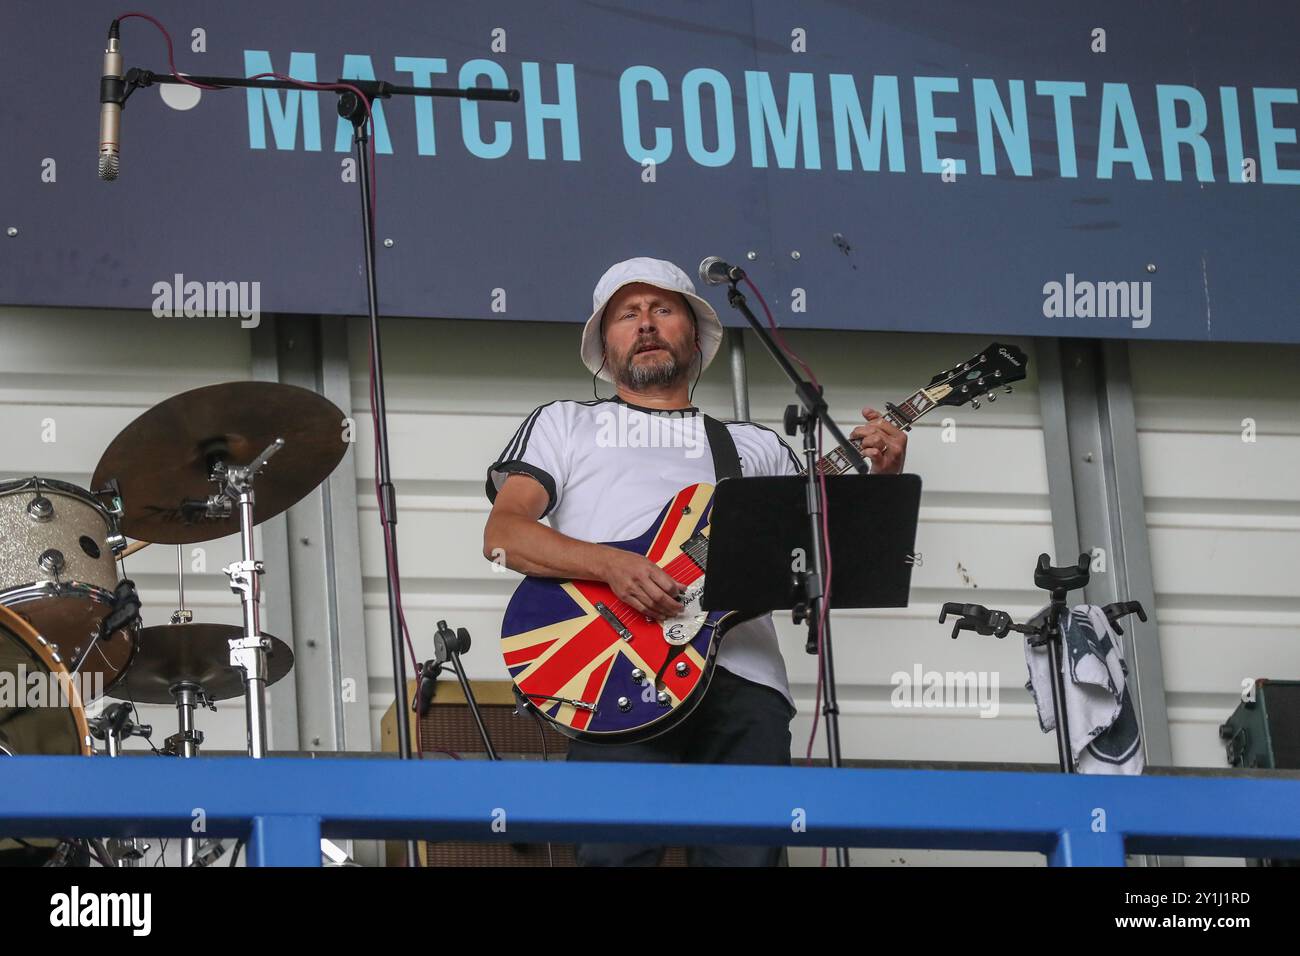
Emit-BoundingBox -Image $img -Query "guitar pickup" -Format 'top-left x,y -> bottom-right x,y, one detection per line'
679,531 -> 709,571
595,602 -> 633,641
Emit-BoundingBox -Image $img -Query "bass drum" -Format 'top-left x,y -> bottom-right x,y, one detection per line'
0,477 -> 136,697
0,604 -> 93,866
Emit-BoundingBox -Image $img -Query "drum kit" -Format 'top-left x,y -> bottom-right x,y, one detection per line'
0,380 -> 347,866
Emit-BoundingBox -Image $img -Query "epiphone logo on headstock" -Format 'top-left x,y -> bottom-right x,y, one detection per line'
998,347 -> 1022,367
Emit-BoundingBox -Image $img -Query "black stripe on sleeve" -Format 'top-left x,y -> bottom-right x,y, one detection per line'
497,404 -> 543,463
485,402 -> 563,516
723,420 -> 806,475
486,461 -> 558,517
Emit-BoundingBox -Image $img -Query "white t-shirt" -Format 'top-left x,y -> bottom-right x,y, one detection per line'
486,396 -> 803,711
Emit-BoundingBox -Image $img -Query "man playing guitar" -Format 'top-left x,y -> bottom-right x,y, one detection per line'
483,257 -> 907,866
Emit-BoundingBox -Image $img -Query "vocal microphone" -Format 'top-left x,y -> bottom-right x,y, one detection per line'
99,20 -> 124,181
698,256 -> 746,287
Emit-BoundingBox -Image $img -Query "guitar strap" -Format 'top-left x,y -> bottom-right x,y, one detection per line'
702,414 -> 742,481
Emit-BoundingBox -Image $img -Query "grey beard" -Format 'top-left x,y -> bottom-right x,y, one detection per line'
617,352 -> 685,389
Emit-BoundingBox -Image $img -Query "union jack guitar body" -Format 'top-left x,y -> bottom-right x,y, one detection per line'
498,341 -> 1028,742
501,482 -> 741,744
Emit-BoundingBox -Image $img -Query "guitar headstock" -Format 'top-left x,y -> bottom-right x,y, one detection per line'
923,342 -> 1028,410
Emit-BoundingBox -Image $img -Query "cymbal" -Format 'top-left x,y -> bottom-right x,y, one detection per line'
108,623 -> 294,704
92,381 -> 347,544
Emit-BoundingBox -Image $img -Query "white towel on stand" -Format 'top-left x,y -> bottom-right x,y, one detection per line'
1024,604 -> 1144,775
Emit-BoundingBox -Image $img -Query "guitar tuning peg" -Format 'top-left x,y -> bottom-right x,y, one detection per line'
971,399 -> 981,409
986,392 -> 997,402
1003,385 -> 1013,394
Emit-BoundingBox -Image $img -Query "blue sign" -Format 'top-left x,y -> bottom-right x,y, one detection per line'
2,1 -> 1297,342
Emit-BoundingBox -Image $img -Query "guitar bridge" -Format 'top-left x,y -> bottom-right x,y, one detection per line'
595,602 -> 633,641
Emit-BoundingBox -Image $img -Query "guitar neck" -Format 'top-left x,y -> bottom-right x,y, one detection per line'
814,387 -> 943,476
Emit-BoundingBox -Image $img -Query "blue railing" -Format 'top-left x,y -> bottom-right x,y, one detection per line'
1,756 -> 1297,866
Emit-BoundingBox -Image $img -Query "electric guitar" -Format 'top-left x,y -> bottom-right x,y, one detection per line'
499,342 -> 1029,742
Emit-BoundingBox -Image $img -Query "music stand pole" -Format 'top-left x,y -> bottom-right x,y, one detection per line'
719,277 -> 868,868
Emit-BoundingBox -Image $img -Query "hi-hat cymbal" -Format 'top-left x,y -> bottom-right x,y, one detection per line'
109,623 -> 294,705
92,381 -> 347,544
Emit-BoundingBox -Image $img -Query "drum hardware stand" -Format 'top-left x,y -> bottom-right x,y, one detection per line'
43,841 -> 92,867
164,680 -> 215,869
718,271 -> 869,869
162,683 -> 211,758
94,478 -> 129,557
101,838 -> 146,868
171,544 -> 193,625
415,621 -> 499,761
938,553 -> 1147,773
88,700 -> 152,757
187,839 -> 227,867
199,437 -> 284,759
87,703 -> 152,867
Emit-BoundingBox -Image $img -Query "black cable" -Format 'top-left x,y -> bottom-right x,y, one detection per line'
126,696 -> 163,755
688,341 -> 704,402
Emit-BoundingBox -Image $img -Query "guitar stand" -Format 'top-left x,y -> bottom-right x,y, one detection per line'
414,621 -> 499,761
938,553 -> 1146,773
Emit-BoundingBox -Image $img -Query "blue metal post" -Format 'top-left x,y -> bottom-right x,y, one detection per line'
1050,828 -> 1128,866
248,815 -> 323,867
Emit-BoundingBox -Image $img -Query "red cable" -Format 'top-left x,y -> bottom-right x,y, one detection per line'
114,13 -> 379,230
113,13 -> 223,91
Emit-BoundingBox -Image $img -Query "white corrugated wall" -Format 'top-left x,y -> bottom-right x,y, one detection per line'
3,306 -> 1296,865
1129,341 -> 1300,768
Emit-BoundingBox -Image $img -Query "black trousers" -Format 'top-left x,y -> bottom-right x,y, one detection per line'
565,665 -> 795,867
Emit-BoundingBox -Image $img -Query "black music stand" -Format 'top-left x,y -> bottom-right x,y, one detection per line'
703,474 -> 922,614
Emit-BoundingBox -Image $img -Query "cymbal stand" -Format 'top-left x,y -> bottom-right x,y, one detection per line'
163,681 -> 212,865
172,543 -> 193,625
205,438 -> 284,758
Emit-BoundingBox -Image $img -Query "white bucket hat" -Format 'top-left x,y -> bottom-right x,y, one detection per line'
580,257 -> 724,384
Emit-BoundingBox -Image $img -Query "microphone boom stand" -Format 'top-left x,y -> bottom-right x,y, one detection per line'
719,274 -> 869,868
119,67 -> 518,868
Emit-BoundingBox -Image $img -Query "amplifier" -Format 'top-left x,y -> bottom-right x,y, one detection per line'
381,679 -> 686,866
1220,678 -> 1300,867
1220,679 -> 1300,770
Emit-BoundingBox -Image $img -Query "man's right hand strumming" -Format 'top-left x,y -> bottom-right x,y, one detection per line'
484,472 -> 684,621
